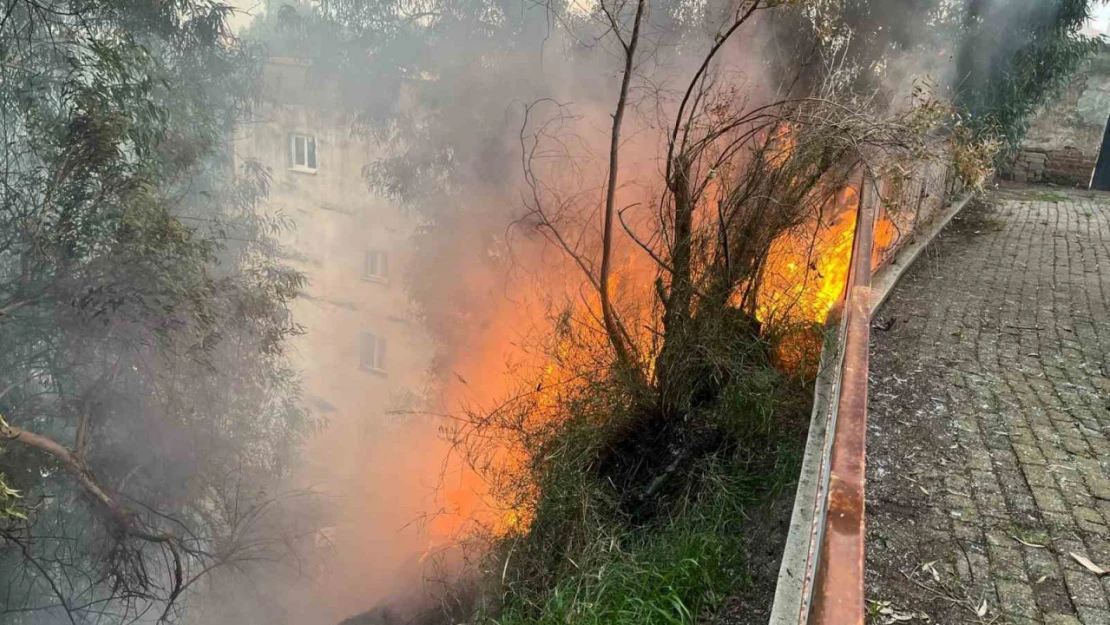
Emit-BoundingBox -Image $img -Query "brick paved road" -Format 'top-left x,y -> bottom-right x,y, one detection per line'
866,186 -> 1110,625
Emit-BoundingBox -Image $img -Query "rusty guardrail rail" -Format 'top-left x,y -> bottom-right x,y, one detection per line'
785,177 -> 872,625
769,165 -> 969,625
806,177 -> 873,625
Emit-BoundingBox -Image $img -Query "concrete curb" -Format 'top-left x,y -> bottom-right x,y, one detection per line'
767,192 -> 973,625
871,194 -> 974,316
766,319 -> 845,625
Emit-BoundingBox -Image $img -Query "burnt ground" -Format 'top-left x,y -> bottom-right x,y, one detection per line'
866,185 -> 1110,625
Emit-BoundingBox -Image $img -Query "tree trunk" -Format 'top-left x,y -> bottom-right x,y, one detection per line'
600,0 -> 646,384
657,157 -> 696,415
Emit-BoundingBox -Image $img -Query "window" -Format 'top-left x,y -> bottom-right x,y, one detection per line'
290,133 -> 317,172
360,332 -> 387,373
363,250 -> 389,282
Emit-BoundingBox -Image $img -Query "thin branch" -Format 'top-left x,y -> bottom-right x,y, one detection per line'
599,0 -> 646,381
665,0 -> 763,188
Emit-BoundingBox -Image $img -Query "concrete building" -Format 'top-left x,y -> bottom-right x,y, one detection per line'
233,57 -> 435,452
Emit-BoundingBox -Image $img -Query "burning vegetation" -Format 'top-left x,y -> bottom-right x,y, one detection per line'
0,0 -> 1097,623
426,32 -> 963,625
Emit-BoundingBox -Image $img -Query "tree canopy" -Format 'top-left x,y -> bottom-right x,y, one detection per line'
0,1 -> 313,622
954,0 -> 1102,152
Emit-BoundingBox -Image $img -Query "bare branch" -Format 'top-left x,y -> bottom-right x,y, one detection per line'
599,0 -> 646,382
666,0 -> 763,189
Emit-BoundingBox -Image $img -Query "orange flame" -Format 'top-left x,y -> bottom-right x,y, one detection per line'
423,131 -> 909,548
756,186 -> 861,325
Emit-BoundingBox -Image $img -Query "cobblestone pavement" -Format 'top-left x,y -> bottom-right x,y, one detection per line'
865,185 -> 1110,625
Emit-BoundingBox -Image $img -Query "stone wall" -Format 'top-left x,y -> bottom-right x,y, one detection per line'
1008,147 -> 1096,186
1001,52 -> 1110,187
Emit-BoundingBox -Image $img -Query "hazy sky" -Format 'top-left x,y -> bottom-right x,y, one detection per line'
226,0 -> 263,33
1092,3 -> 1110,33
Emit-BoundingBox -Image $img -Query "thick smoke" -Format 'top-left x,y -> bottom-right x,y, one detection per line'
189,1 -> 1093,623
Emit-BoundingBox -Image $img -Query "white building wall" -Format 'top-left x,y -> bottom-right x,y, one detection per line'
234,58 -> 435,447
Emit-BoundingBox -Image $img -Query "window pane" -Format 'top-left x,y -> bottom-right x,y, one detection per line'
364,250 -> 389,279
360,332 -> 377,369
360,332 -> 386,371
307,136 -> 317,169
294,136 -> 305,167
376,337 -> 387,371
368,250 -> 381,277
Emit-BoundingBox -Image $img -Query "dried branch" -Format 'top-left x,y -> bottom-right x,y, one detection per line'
665,0 -> 763,189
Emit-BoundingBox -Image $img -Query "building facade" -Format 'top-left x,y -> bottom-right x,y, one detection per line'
233,57 -> 435,468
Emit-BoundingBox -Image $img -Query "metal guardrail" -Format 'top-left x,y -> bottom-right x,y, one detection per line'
805,177 -> 873,625
769,164 -> 967,625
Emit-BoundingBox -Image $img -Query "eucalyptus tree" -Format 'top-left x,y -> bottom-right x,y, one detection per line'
0,1 -> 314,623
954,0 -> 1102,152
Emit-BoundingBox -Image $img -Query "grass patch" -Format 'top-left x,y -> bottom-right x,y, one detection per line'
1027,190 -> 1068,203
1009,523 -> 1049,547
489,443 -> 803,625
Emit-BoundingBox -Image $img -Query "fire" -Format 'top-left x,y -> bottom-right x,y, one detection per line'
420,121 -> 911,551
421,245 -> 657,546
756,186 -> 861,325
428,180 -> 903,537
755,185 -> 903,328
871,208 -> 898,269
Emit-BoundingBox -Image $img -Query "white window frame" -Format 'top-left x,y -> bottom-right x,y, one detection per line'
290,133 -> 317,173
363,250 -> 389,283
360,332 -> 387,374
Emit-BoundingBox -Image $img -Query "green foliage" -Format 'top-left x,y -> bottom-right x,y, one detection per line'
954,0 -> 1102,154
0,1 -> 311,622
769,0 -> 1102,168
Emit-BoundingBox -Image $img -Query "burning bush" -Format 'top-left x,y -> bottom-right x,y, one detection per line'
422,3 -> 959,623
